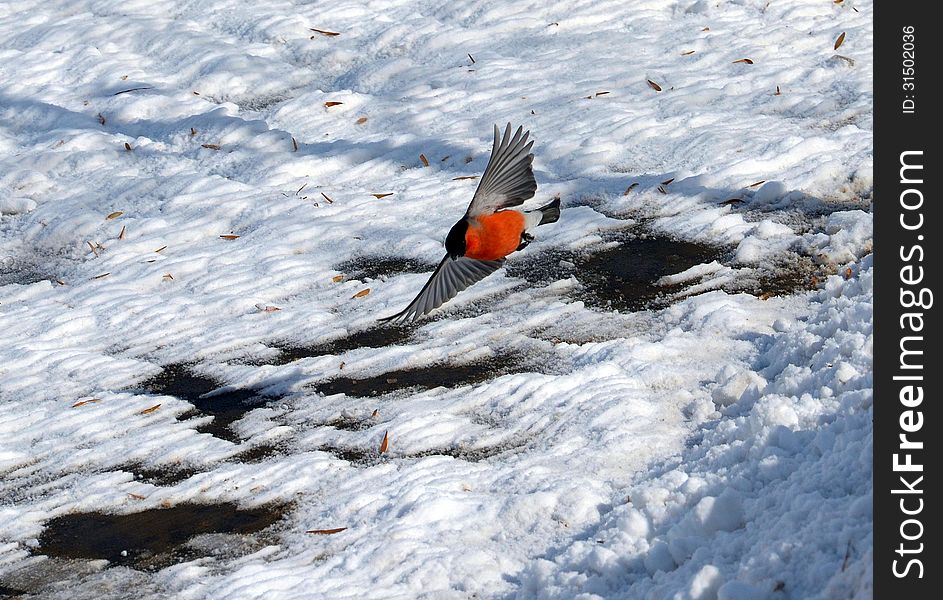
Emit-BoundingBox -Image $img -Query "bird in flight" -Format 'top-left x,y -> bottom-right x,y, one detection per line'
380,123 -> 560,323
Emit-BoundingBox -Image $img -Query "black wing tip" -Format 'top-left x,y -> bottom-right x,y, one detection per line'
378,304 -> 420,323
537,196 -> 561,225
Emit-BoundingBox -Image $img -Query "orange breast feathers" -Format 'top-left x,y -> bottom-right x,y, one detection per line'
463,211 -> 526,261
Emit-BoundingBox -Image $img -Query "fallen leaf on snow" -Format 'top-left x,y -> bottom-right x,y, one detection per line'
306,527 -> 347,534
834,32 -> 846,50
72,398 -> 101,408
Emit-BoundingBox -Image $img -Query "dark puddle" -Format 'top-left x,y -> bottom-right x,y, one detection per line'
752,255 -> 823,298
508,233 -> 724,312
138,364 -> 274,442
335,255 -> 436,282
122,443 -> 285,488
410,443 -> 521,462
317,445 -> 376,464
318,440 -> 524,466
0,260 -> 54,288
35,503 -> 285,571
315,353 -> 536,398
265,325 -> 413,366
233,442 -> 283,464
322,414 -> 379,432
509,231 -> 826,311
130,464 -> 199,487
0,584 -> 27,597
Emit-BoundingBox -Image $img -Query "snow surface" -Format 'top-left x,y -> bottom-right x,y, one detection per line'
1,0 -> 872,599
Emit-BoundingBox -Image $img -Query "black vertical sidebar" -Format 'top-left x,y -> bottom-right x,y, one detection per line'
874,2 -> 939,598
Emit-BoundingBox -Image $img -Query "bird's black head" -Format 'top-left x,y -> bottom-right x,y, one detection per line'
445,219 -> 468,259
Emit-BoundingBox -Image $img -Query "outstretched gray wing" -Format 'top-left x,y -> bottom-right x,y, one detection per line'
379,255 -> 505,323
465,123 -> 537,217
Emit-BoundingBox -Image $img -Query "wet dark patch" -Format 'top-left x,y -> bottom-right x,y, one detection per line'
508,233 -> 725,312
0,583 -> 27,597
137,364 -> 273,442
35,503 -> 285,571
335,255 -> 437,282
0,258 -> 53,287
130,464 -> 199,487
316,443 -> 521,466
316,445 -> 376,464
267,325 -> 413,366
232,442 -> 283,464
323,414 -> 380,431
235,94 -> 290,112
751,255 -> 824,298
140,364 -> 229,402
409,443 -> 521,462
315,353 -> 536,398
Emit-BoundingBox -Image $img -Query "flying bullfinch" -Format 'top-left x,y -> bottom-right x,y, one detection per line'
380,123 -> 560,322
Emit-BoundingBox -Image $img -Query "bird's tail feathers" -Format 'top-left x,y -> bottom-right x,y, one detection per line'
536,197 -> 561,226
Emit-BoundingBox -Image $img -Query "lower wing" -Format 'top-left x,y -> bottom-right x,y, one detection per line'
379,255 -> 506,323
